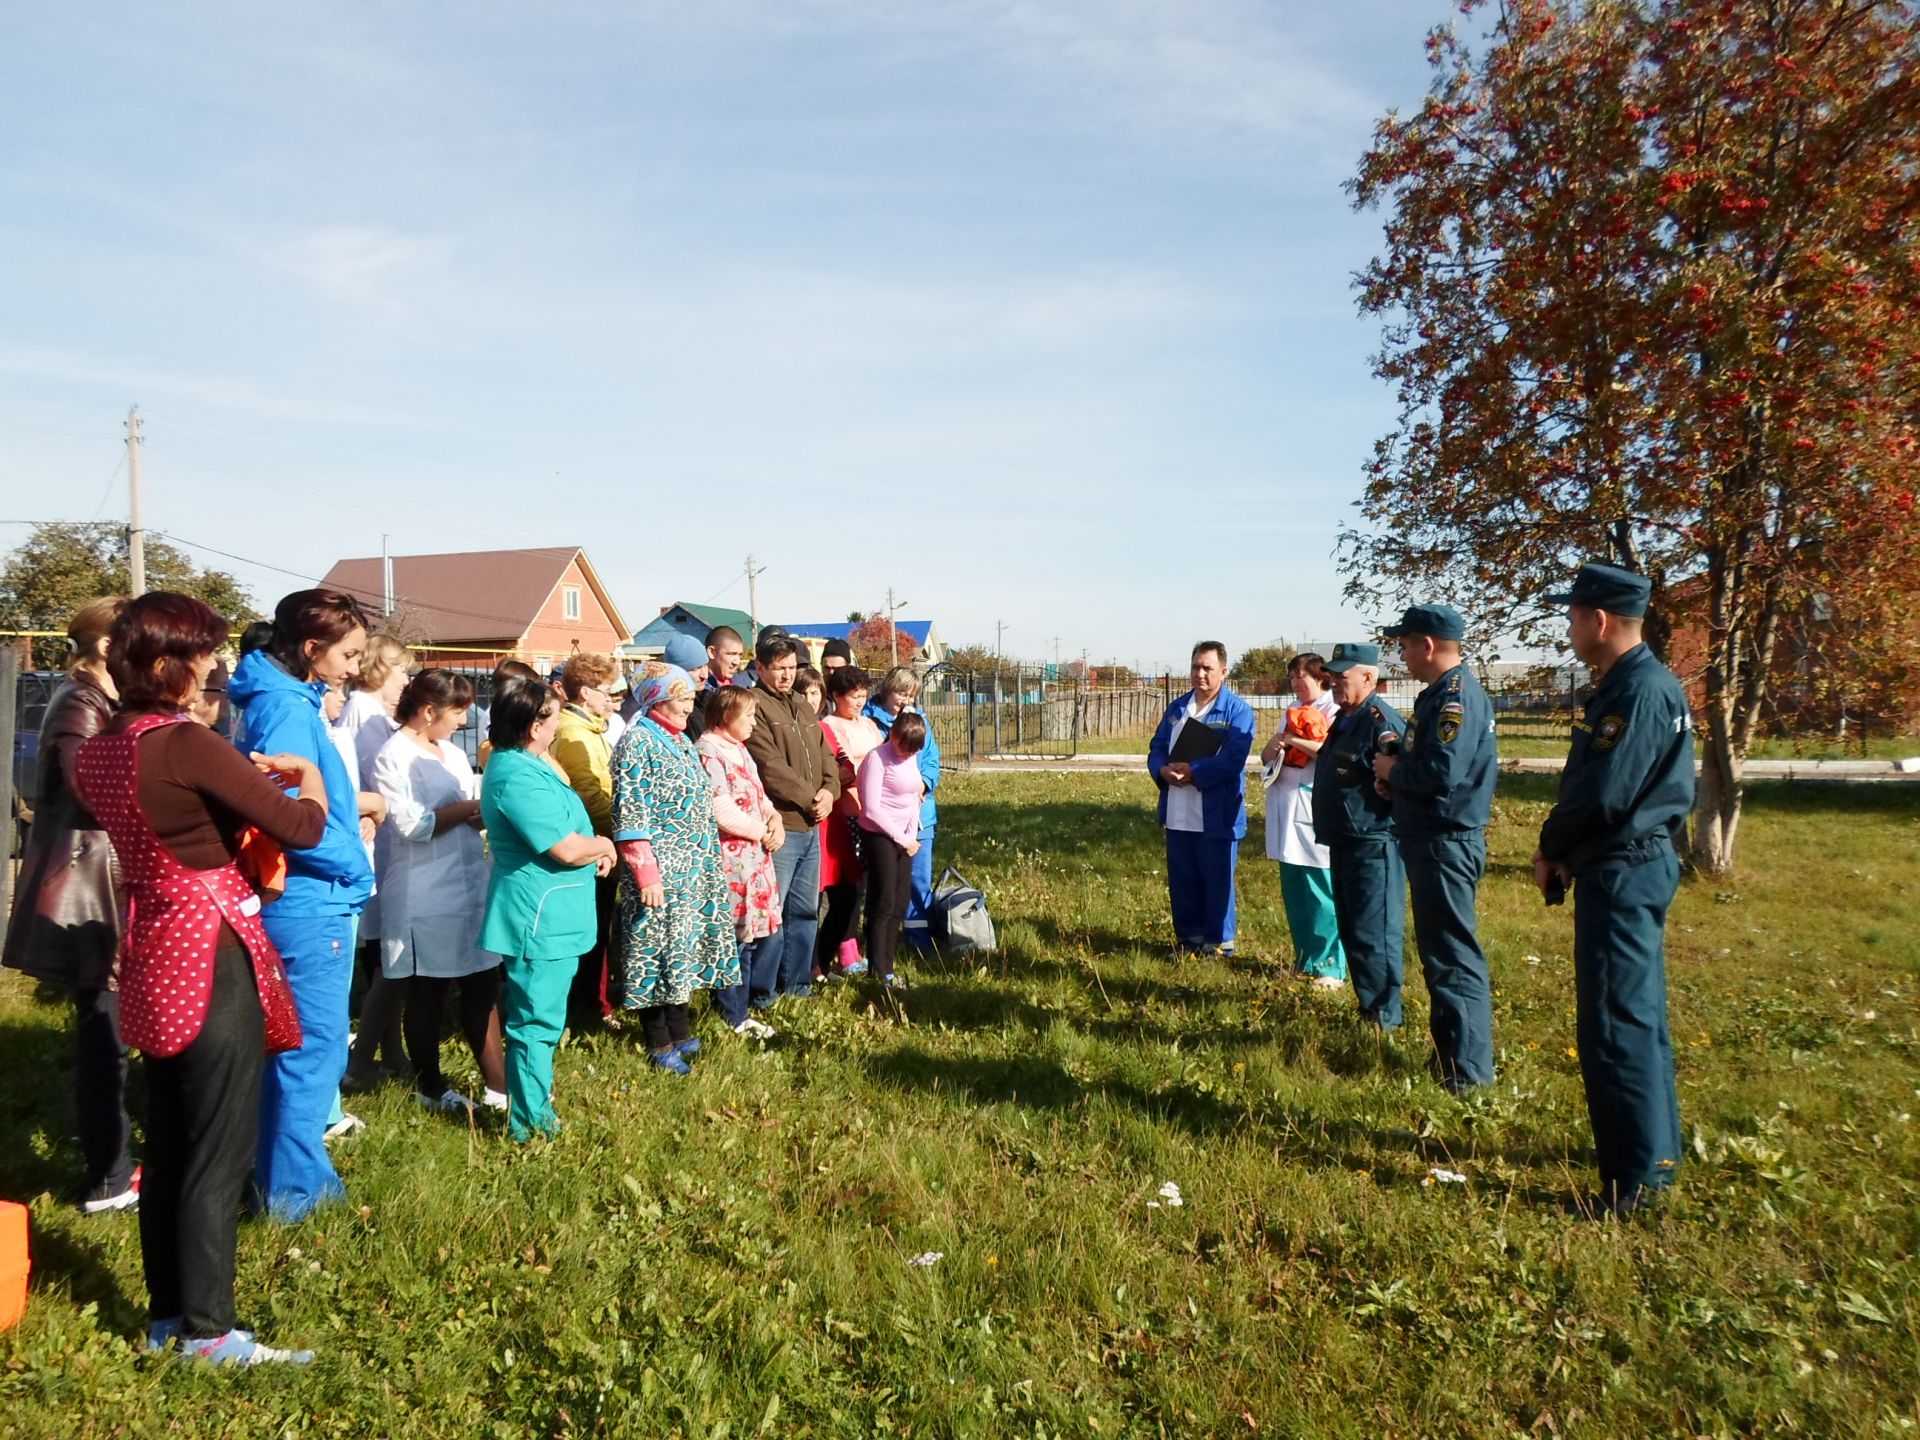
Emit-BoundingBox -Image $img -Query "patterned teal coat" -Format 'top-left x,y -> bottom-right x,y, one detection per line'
609,716 -> 739,1007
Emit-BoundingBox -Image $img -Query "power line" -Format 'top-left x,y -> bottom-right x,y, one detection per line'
88,452 -> 127,522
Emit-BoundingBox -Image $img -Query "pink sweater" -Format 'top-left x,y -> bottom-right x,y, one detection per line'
855,741 -> 924,849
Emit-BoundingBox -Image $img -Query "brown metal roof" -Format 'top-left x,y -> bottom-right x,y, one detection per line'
321,547 -> 605,644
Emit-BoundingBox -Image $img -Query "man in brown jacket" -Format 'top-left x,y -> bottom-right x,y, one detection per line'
745,635 -> 839,1003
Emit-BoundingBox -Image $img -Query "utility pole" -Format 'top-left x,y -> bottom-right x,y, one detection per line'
382,533 -> 394,617
125,406 -> 146,596
885,586 -> 908,666
745,553 -> 766,637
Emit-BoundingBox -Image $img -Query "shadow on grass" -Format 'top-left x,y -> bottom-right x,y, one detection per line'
935,799 -> 1162,862
0,1012 -> 98,1202
26,1220 -> 143,1335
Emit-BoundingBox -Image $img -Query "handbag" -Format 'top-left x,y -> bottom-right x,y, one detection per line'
253,948 -> 306,1055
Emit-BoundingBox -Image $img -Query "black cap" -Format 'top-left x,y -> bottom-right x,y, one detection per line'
821,638 -> 854,663
1382,603 -> 1466,641
1543,562 -> 1652,617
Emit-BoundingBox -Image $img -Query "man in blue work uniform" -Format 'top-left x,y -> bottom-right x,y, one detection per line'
1147,641 -> 1256,957
1312,644 -> 1407,1024
1373,604 -> 1499,1091
1534,562 -> 1695,1217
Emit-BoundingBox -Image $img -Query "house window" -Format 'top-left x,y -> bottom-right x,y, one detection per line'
563,585 -> 582,620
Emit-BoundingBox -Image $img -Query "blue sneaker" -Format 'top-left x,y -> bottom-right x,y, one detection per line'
147,1316 -> 183,1350
673,1036 -> 702,1058
179,1329 -> 315,1367
788,985 -> 814,1001
879,973 -> 910,992
837,958 -> 869,977
648,1048 -> 693,1076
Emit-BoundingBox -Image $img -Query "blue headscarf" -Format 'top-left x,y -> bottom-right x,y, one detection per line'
636,662 -> 695,715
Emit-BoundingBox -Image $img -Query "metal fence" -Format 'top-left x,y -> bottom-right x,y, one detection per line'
916,662 -> 1591,767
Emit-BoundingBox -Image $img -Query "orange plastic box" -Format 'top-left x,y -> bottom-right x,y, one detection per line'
0,1200 -> 28,1332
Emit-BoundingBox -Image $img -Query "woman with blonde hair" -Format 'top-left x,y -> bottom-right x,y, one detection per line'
3,595 -> 138,1213
553,651 -> 622,1032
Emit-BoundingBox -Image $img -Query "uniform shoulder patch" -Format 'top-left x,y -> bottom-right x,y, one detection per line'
1594,714 -> 1628,750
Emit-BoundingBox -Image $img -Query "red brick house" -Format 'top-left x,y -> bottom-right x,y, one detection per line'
320,547 -> 630,671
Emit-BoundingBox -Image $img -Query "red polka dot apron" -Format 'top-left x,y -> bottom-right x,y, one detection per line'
74,711 -> 304,1058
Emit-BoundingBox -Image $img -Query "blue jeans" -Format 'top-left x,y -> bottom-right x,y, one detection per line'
902,825 -> 936,953
766,825 -> 821,995
256,912 -> 354,1221
716,939 -> 763,1026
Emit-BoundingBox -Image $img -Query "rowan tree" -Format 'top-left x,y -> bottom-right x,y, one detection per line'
848,613 -> 918,672
1346,0 -> 1920,873
0,522 -> 258,666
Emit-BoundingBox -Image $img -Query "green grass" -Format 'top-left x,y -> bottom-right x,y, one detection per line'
3,773 -> 1918,1438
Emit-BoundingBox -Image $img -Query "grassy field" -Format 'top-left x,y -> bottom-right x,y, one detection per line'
2,771 -> 1917,1438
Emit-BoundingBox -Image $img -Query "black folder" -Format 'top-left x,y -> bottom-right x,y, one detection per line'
1169,716 -> 1224,764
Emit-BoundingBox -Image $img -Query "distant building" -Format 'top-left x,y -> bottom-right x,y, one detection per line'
630,601 -> 758,657
320,546 -> 629,671
779,619 -> 945,668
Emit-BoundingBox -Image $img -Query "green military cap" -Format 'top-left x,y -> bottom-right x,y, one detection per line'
1324,642 -> 1383,673
1382,603 -> 1466,641
1543,561 -> 1652,618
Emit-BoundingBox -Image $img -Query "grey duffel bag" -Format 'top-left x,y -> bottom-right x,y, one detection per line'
929,865 -> 997,955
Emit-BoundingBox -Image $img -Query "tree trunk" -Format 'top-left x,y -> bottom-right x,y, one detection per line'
1691,731 -> 1742,876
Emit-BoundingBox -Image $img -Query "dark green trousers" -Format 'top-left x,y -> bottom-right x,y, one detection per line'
1400,830 -> 1496,1090
1328,837 -> 1405,1027
1574,847 -> 1684,1200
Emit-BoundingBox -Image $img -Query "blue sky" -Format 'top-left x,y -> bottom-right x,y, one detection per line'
0,1 -> 1452,671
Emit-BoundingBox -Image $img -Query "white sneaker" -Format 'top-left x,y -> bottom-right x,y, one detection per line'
415,1088 -> 475,1115
482,1088 -> 509,1112
323,1113 -> 366,1141
732,1016 -> 776,1040
1310,975 -> 1347,992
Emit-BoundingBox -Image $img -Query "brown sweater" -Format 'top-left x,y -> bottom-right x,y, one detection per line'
131,721 -> 327,870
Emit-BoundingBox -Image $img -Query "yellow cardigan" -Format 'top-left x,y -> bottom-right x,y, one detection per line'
550,704 -> 614,837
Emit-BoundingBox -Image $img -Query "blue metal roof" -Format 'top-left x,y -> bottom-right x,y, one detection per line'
780,620 -> 933,644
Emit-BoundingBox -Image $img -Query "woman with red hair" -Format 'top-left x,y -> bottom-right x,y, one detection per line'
74,592 -> 328,1364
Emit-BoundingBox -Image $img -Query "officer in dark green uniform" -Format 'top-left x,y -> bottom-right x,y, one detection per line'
1373,604 -> 1498,1091
1312,644 -> 1407,1028
1534,562 -> 1694,1217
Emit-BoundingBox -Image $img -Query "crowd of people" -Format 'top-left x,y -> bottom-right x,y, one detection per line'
2,560 -> 1692,1366
1,588 -> 942,1365
1147,563 -> 1695,1223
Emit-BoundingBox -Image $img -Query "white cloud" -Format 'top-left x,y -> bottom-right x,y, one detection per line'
0,345 -> 424,427
977,0 -> 1378,143
272,225 -> 453,308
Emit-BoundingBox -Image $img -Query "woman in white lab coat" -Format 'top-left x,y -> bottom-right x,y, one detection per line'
1260,653 -> 1347,989
371,669 -> 505,1113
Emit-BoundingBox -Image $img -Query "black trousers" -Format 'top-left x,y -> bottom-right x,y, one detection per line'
639,1002 -> 691,1053
568,873 -> 618,1025
73,986 -> 136,1195
405,967 -> 504,1096
862,833 -> 911,980
140,937 -> 263,1338
816,878 -> 866,963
